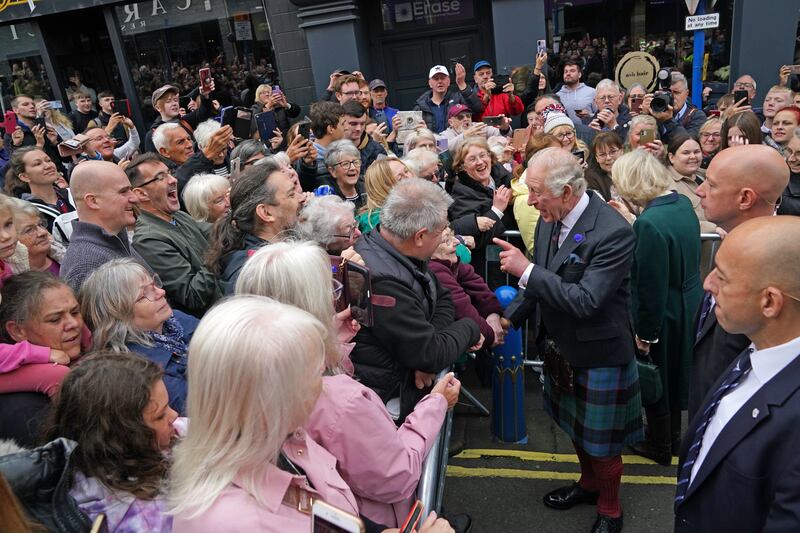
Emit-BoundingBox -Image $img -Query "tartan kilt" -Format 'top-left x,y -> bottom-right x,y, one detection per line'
543,358 -> 644,457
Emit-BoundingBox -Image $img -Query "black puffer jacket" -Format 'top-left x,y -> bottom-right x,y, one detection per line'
0,438 -> 92,532
448,166 -> 513,249
352,229 -> 479,419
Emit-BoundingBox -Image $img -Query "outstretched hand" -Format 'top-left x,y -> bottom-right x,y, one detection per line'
493,238 -> 530,278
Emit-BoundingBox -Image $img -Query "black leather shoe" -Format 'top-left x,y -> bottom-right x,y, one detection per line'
542,482 -> 599,510
591,513 -> 623,533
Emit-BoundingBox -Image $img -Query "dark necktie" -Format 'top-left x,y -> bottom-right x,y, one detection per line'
547,221 -> 562,266
674,348 -> 753,505
696,292 -> 713,337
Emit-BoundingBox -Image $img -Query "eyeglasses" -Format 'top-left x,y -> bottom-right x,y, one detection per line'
333,225 -> 358,240
332,278 -> 344,302
464,151 -> 491,165
595,148 -> 621,160
596,95 -> 618,102
137,274 -> 163,302
700,132 -> 721,139
20,221 -> 47,237
734,82 -> 754,89
334,159 -> 361,170
554,131 -> 575,140
420,167 -> 446,182
86,134 -> 112,143
135,171 -> 172,188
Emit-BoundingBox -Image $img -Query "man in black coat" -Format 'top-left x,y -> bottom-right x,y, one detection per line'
495,148 -> 641,533
414,64 -> 483,134
674,216 -> 800,532
688,145 -> 790,419
352,178 -> 482,421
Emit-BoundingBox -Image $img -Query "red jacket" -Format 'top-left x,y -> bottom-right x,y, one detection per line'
429,259 -> 504,345
475,90 -> 525,121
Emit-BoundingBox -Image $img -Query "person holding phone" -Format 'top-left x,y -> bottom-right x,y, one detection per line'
250,83 -> 300,141
472,60 -> 524,122
413,64 -> 483,134
626,115 -> 665,161
236,242 -> 464,528
584,79 -> 632,141
3,95 -> 65,177
89,92 -> 129,145
555,60 -> 596,126
624,84 -> 646,117
144,81 -> 216,154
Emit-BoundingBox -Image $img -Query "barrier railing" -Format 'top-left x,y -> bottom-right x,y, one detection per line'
417,369 -> 454,515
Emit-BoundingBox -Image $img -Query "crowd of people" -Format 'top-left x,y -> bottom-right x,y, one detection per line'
0,35 -> 799,533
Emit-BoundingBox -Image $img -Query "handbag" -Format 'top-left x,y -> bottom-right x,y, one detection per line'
636,352 -> 663,406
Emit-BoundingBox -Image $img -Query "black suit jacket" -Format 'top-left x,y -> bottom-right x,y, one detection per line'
507,191 -> 636,368
675,349 -> 800,532
688,302 -> 750,419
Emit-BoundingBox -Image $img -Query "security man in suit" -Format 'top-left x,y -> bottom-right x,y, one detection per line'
675,216 -> 800,532
495,147 -> 642,533
689,145 -> 790,419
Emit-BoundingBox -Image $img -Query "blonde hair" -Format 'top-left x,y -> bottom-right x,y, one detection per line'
168,295 -> 326,517
611,150 -> 671,206
254,84 -> 272,102
362,158 -> 400,214
235,241 -> 342,372
79,258 -> 156,351
182,173 -> 230,223
699,116 -> 722,137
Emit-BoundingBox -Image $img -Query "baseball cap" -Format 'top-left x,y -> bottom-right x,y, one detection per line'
333,68 -> 351,75
368,79 -> 387,91
152,84 -> 179,106
429,65 -> 449,79
473,60 -> 492,72
447,104 -> 471,120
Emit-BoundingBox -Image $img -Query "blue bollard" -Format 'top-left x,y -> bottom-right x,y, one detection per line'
491,285 -> 528,444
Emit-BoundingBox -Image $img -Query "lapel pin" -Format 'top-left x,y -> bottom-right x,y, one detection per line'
752,408 -> 759,418
573,233 -> 584,243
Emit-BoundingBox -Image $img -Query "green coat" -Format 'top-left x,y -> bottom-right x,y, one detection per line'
631,192 -> 703,412
133,210 -> 222,317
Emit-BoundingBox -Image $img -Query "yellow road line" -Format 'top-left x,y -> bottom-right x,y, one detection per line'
454,448 -> 679,467
446,465 -> 676,485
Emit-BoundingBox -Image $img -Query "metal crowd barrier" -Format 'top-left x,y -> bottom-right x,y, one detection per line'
417,369 -> 454,515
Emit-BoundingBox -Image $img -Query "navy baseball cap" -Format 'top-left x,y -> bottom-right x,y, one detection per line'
473,60 -> 492,72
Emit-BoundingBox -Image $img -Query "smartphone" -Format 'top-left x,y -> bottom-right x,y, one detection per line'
400,501 -> 424,533
491,74 -> 510,95
733,90 -> 749,106
572,150 -> 585,165
297,121 -> 312,140
448,55 -> 466,76
222,107 -> 253,139
230,157 -> 241,176
272,84 -> 281,95
312,500 -> 365,533
331,257 -> 373,327
482,115 -> 503,127
255,111 -> 278,142
179,96 -> 191,110
436,137 -> 449,153
48,100 -> 63,110
512,128 -> 530,150
630,96 -> 643,114
112,99 -> 131,118
639,128 -> 655,145
1,111 -> 15,135
537,39 -> 547,54
34,115 -> 46,129
790,65 -> 800,75
199,67 -> 213,92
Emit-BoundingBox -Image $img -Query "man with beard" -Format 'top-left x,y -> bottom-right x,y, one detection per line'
126,154 -> 222,317
556,60 -> 596,125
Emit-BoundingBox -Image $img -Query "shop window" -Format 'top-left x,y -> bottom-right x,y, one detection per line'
0,22 -> 54,108
115,0 -> 277,123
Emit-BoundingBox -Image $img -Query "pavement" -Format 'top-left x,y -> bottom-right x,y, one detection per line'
441,366 -> 678,533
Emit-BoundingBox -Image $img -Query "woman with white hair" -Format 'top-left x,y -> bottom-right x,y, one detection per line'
401,128 -> 437,157
324,140 -> 367,209
235,242 -> 461,528
79,258 -> 197,415
193,120 -> 231,177
296,195 -> 361,255
181,173 -> 230,224
403,147 -> 444,183
609,150 -> 703,466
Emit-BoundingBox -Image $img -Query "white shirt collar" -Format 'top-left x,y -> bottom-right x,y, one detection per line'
561,192 -> 590,233
750,335 -> 800,386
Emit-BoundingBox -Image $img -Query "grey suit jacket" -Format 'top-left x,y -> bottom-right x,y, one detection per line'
508,191 -> 636,368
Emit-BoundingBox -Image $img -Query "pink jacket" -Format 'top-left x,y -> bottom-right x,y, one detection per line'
173,429 -> 359,533
306,374 -> 448,527
0,342 -> 51,373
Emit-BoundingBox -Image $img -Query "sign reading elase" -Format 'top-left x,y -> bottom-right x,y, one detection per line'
614,51 -> 660,92
685,13 -> 719,31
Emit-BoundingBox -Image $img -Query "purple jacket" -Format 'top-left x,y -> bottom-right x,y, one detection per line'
429,259 -> 503,346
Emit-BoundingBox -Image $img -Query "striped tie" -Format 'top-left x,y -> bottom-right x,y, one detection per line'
674,348 -> 753,505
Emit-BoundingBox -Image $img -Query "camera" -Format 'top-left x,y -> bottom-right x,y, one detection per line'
651,68 -> 673,114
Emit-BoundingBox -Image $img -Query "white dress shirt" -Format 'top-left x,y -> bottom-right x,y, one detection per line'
689,335 -> 800,485
519,192 -> 590,288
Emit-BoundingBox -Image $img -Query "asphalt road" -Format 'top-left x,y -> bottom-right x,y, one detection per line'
441,367 -> 678,533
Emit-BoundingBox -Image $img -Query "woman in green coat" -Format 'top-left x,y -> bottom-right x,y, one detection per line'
609,149 -> 703,466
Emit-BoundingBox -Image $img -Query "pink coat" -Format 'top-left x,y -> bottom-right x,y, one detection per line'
173,429 -> 359,533
306,374 -> 448,527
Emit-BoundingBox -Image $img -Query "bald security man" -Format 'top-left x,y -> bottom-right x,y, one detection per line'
60,160 -> 151,290
675,216 -> 800,532
688,145 -> 790,418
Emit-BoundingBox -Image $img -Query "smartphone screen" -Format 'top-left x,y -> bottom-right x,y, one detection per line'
537,39 -> 546,54
790,65 -> 800,75
345,261 -> 373,328
199,67 -> 212,92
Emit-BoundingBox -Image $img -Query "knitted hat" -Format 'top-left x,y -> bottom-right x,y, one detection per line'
543,110 -> 574,134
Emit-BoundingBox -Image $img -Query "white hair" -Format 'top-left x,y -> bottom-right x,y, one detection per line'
262,151 -> 291,167
670,71 -> 688,90
527,147 -> 586,198
193,119 -> 221,151
182,173 -> 230,223
402,129 -> 436,157
381,177 -> 452,240
402,147 -> 439,177
152,122 -> 181,152
324,139 -> 360,168
168,295 -> 327,518
595,78 -> 620,93
296,195 -> 356,248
